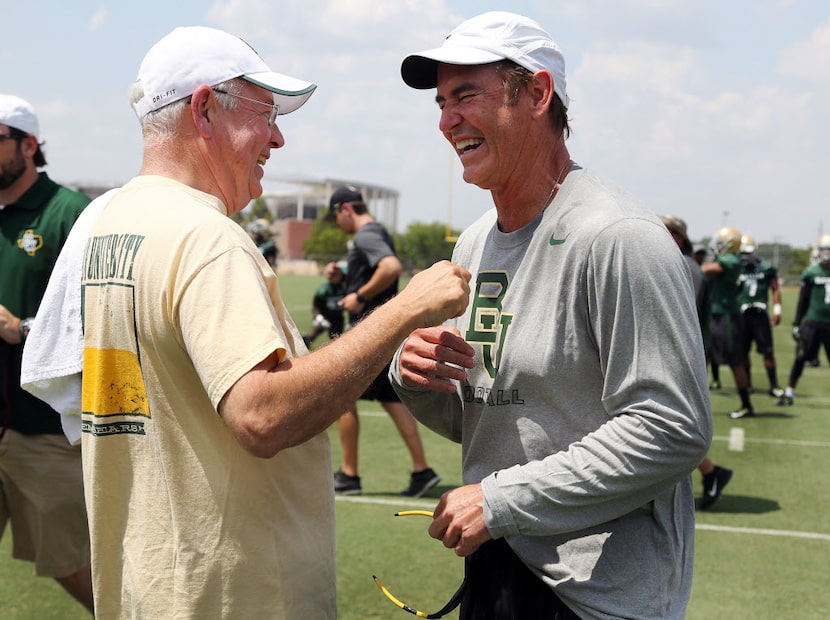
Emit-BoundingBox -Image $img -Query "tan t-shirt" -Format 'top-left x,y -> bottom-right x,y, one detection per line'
81,176 -> 335,619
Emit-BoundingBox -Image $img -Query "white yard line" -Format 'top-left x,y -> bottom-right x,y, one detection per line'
336,495 -> 436,510
341,416 -> 830,542
728,427 -> 745,451
335,496 -> 830,542
713,434 -> 830,449
695,523 -> 830,542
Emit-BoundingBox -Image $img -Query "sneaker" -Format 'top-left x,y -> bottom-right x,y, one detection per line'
333,469 -> 362,495
699,466 -> 733,510
400,468 -> 441,498
768,387 -> 785,398
776,395 -> 794,406
709,381 -> 722,390
729,407 -> 755,419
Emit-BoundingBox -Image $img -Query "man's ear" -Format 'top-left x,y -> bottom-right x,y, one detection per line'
190,85 -> 215,137
529,70 -> 555,120
19,134 -> 39,159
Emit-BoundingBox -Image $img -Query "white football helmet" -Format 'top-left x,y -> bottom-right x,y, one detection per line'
711,226 -> 741,257
818,234 -> 830,264
246,218 -> 270,236
740,234 -> 756,255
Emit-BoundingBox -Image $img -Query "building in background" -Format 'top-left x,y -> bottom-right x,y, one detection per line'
68,177 -> 399,266
262,176 -> 399,261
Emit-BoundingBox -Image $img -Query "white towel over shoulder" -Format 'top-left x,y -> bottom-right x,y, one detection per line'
20,189 -> 119,445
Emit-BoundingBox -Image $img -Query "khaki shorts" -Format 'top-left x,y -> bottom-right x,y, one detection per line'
0,429 -> 90,577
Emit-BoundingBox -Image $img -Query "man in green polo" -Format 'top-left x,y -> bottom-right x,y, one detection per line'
0,94 -> 93,612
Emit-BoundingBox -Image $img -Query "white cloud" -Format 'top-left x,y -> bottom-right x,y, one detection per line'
4,0 -> 826,247
87,6 -> 108,32
36,98 -> 71,119
206,0 -> 279,39
778,20 -> 830,82
559,23 -> 827,246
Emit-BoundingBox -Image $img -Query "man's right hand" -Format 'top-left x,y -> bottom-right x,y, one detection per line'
395,261 -> 471,328
429,483 -> 492,557
399,326 -> 475,393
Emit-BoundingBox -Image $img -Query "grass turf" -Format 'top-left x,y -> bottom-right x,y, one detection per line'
1,276 -> 828,618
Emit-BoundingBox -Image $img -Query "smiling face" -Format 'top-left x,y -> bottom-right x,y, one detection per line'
214,82 -> 285,214
435,62 -> 534,192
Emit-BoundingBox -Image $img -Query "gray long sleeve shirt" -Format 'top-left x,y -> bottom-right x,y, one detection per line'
390,168 -> 712,620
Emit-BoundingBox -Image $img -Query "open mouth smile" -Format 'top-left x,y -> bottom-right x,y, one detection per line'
455,138 -> 482,155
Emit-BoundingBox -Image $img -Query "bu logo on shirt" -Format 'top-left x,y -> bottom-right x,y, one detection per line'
465,271 -> 514,379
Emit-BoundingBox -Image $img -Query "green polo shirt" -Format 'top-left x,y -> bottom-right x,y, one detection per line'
1,172 -> 89,434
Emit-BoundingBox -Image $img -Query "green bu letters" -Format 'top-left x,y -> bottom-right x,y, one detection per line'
465,271 -> 514,379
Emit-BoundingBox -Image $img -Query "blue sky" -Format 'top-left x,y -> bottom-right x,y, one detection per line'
3,0 -> 828,247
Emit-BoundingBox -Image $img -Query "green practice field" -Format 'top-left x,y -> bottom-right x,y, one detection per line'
2,275 -> 828,618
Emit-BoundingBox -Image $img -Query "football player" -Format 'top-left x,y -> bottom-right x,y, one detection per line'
737,234 -> 784,397
778,234 -> 830,404
701,226 -> 756,418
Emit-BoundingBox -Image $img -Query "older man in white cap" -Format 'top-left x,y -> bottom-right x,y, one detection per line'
389,11 -> 711,619
76,26 -> 470,619
0,94 -> 93,612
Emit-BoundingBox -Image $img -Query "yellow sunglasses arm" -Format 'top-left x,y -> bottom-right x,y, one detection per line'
394,510 -> 434,518
373,575 -> 430,618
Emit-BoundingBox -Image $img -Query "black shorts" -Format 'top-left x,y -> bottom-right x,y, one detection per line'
797,321 -> 830,363
460,538 -> 580,620
709,313 -> 745,367
742,308 -> 774,357
359,361 -> 401,403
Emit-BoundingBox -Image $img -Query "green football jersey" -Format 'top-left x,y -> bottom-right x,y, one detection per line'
738,256 -> 777,310
800,263 -> 830,323
708,252 -> 742,315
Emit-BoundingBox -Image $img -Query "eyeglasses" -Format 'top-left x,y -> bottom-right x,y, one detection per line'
373,510 -> 466,619
212,89 -> 280,127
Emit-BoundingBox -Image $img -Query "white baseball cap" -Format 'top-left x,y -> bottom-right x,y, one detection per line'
401,11 -> 569,109
133,26 -> 317,119
0,94 -> 39,138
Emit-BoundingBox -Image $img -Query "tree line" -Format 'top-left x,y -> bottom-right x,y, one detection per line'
234,201 -> 814,283
301,216 -> 460,273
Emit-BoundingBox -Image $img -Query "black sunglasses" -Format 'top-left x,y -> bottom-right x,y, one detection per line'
0,129 -> 25,143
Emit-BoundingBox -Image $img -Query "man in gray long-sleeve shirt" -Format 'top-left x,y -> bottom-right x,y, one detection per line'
390,11 -> 712,620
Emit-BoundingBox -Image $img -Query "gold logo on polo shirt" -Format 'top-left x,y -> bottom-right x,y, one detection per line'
18,229 -> 44,256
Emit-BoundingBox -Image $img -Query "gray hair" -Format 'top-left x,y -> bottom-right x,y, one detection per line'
495,60 -> 571,139
128,78 -> 245,141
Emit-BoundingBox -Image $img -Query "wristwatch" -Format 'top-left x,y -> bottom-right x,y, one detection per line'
19,317 -> 34,342
355,292 -> 367,304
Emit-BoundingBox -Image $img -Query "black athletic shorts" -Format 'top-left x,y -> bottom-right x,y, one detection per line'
359,361 -> 401,402
709,313 -> 745,367
460,538 -> 580,620
797,321 -> 830,363
742,308 -> 774,357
